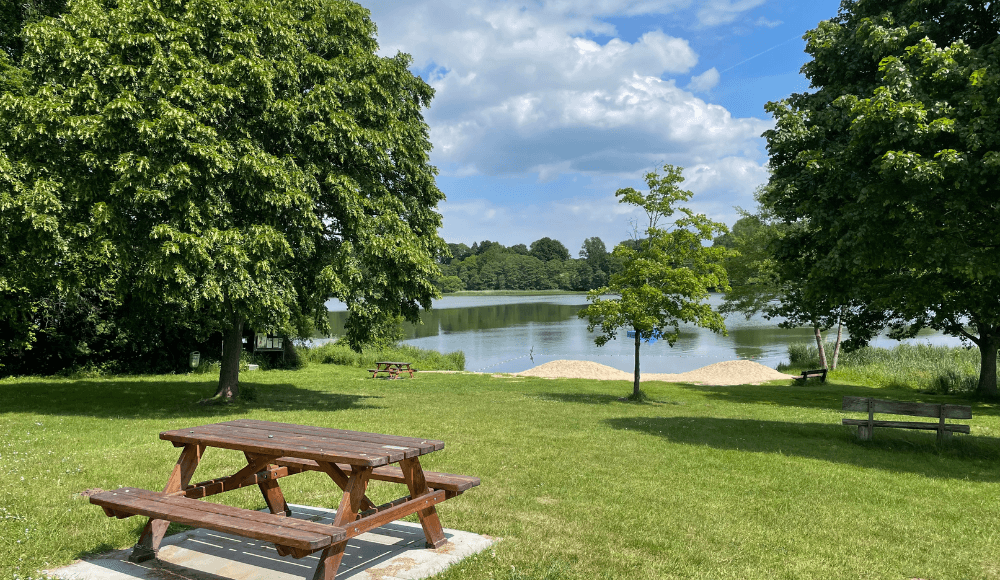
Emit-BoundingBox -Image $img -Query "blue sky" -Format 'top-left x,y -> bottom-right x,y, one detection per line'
359,0 -> 843,254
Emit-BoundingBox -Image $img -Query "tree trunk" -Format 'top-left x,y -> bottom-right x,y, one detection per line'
977,332 -> 999,399
831,318 -> 843,371
813,325 -> 828,369
215,315 -> 245,400
633,329 -> 641,398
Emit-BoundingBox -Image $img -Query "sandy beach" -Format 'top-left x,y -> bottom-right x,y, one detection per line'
512,359 -> 796,386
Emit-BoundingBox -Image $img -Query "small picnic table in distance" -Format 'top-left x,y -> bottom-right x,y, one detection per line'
89,420 -> 479,580
369,361 -> 415,379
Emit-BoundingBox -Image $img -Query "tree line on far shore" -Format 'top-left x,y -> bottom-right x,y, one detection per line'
434,237 -> 623,293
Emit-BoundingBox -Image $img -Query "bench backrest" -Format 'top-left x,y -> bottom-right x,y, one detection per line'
842,396 -> 971,419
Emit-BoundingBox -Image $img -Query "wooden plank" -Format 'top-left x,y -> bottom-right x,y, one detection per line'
177,465 -> 292,499
842,396 -> 971,419
342,490 -> 447,539
158,426 -> 389,467
186,424 -> 411,463
97,488 -> 339,538
843,418 -> 970,433
90,488 -> 342,551
272,457 -> 481,493
219,420 -> 444,454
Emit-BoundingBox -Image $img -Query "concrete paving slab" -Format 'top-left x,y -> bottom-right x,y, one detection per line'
45,504 -> 494,580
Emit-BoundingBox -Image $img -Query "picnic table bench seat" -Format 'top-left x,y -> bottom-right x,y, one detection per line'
842,396 -> 972,441
90,487 -> 345,557
273,457 -> 480,497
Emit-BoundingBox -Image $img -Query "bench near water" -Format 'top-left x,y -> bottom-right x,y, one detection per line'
842,396 -> 972,441
796,368 -> 828,383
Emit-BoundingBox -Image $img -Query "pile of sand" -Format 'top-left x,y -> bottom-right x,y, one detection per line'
514,359 -> 796,386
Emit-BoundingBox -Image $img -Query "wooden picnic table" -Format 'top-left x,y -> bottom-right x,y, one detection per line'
89,420 -> 479,580
369,361 -> 415,379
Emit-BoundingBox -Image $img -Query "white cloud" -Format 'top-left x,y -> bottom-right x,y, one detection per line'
360,0 -> 774,237
362,1 -> 771,181
695,0 -> 768,27
438,156 -> 769,250
755,16 -> 783,28
687,67 -> 720,92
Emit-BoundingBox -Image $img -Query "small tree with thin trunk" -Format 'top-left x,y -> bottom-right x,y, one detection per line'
579,164 -> 730,399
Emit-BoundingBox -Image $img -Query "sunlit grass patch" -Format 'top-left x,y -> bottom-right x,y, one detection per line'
3,366 -> 1000,579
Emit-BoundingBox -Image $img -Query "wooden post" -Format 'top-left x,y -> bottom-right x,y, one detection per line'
312,467 -> 373,580
130,444 -> 204,562
400,457 -> 447,549
856,398 -> 873,441
938,405 -> 952,442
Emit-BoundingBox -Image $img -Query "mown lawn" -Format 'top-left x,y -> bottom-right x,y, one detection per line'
2,365 -> 999,579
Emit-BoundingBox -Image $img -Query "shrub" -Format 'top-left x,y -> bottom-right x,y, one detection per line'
298,340 -> 465,371
781,341 -> 982,394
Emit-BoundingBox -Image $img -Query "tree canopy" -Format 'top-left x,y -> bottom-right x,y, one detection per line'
529,237 -> 570,262
579,165 -> 730,398
0,0 -> 446,396
762,0 -> 1000,396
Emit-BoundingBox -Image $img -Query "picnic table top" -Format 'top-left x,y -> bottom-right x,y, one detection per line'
375,361 -> 412,366
159,419 -> 444,467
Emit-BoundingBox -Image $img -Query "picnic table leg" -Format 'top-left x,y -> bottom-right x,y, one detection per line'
242,452 -> 296,556
129,444 -> 205,562
314,461 -> 377,512
399,457 -> 447,549
245,452 -> 291,516
312,466 -> 373,580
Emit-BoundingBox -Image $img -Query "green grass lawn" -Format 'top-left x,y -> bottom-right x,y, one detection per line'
3,365 -> 1000,580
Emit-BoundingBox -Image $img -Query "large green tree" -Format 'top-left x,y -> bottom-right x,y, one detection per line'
763,0 -> 1000,396
0,0 -> 446,397
579,165 -> 730,398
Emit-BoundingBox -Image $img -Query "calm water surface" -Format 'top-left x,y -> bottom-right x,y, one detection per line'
324,294 -> 962,374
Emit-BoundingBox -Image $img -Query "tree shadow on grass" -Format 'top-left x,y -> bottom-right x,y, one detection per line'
0,378 -> 382,419
531,392 -> 625,405
605,415 -> 1000,482
533,391 -> 692,406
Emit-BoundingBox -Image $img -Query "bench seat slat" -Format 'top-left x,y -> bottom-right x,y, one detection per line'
842,396 -> 972,419
89,488 -> 344,551
273,457 -> 480,493
842,419 -> 971,433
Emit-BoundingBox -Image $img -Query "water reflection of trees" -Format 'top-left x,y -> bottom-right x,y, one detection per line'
325,302 -> 589,339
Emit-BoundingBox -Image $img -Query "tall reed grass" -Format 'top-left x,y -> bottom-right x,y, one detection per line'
780,342 -> 981,394
298,340 -> 465,371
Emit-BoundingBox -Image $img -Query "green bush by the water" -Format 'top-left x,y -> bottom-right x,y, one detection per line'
298,340 -> 465,371
781,342 -> 981,394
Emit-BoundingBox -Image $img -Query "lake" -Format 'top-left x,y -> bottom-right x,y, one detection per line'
323,294 -> 963,374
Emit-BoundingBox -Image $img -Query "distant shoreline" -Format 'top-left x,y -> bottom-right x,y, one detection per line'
443,290 -> 589,297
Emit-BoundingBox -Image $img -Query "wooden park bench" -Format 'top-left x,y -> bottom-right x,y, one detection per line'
795,368 -> 828,383
841,396 -> 972,441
